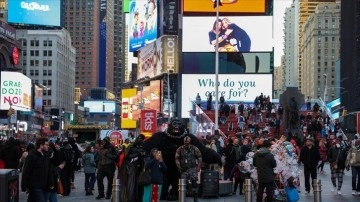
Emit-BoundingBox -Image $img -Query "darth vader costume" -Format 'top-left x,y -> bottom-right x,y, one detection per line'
143,118 -> 221,200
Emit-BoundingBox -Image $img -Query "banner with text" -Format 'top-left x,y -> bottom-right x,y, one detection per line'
140,109 -> 157,134
181,74 -> 273,118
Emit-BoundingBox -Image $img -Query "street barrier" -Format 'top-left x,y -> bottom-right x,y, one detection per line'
178,178 -> 186,202
313,179 -> 322,202
244,178 -> 253,202
111,178 -> 120,202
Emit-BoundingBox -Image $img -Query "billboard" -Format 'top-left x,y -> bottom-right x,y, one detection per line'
123,0 -> 131,13
138,35 -> 178,79
121,80 -> 161,128
183,0 -> 266,14
84,101 -> 116,113
8,0 -> 61,27
0,21 -> 16,43
181,74 -> 273,118
99,0 -> 107,87
183,52 -> 271,74
128,0 -> 158,52
1,71 -> 32,110
34,85 -> 43,112
182,16 -> 273,52
140,109 -> 157,134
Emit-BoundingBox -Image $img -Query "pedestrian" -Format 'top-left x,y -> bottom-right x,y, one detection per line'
318,138 -> 327,174
345,139 -> 360,195
230,162 -> 243,195
21,137 -> 50,202
142,148 -> 167,202
327,137 -> 349,195
45,146 -> 65,202
19,143 -> 35,172
82,145 -> 97,196
96,137 -> 118,199
223,138 -> 237,180
253,139 -> 276,202
3,137 -> 21,169
60,140 -> 75,196
299,137 -> 320,194
175,136 -> 202,202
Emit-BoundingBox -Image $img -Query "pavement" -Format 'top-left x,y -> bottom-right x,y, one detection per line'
18,163 -> 360,202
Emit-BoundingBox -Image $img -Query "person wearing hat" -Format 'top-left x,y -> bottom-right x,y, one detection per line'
300,136 -> 320,194
328,137 -> 349,195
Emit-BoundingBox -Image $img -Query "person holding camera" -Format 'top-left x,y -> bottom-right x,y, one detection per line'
142,148 -> 167,202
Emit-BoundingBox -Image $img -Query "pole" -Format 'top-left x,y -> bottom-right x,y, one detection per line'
323,74 -> 327,103
244,178 -> 253,202
111,178 -> 120,202
313,179 -> 322,202
178,178 -> 186,202
167,71 -> 171,123
214,0 -> 220,130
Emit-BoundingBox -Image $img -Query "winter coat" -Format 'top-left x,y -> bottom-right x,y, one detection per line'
253,147 -> 276,183
144,156 -> 167,185
230,164 -> 241,179
82,152 -> 96,173
21,150 -> 50,191
300,146 -> 320,169
327,146 -> 348,170
346,145 -> 360,167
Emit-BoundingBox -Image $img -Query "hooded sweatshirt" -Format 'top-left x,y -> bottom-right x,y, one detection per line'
253,147 -> 276,183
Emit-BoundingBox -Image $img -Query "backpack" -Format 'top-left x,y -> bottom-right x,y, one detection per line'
286,187 -> 299,202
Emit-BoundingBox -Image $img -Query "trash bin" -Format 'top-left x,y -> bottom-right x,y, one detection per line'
0,169 -> 19,202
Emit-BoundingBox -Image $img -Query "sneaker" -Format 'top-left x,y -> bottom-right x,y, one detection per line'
352,191 -> 356,195
331,187 -> 336,192
337,190 -> 342,195
95,195 -> 105,200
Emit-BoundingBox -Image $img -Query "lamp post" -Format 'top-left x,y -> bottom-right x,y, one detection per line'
323,74 -> 328,103
167,69 -> 173,123
214,0 -> 220,130
112,111 -> 115,130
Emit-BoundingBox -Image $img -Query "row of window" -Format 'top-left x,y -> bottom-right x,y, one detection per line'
25,60 -> 53,67
23,40 -> 53,47
25,50 -> 53,57
27,70 -> 53,77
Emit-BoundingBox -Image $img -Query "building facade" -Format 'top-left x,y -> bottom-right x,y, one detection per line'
16,29 -> 76,114
113,0 -> 124,98
340,0 -> 360,112
301,2 -> 341,102
0,0 -> 7,22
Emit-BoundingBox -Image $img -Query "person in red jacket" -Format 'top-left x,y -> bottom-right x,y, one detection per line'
318,138 -> 327,173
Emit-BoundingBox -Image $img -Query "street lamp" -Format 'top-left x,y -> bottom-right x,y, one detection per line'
323,74 -> 328,103
167,69 -> 174,123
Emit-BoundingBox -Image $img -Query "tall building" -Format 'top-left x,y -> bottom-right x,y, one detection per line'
113,0 -> 124,98
63,0 -> 106,99
274,56 -> 285,99
0,0 -> 7,22
296,0 -> 336,91
16,29 -> 76,114
301,3 -> 341,102
341,0 -> 360,112
283,3 -> 299,87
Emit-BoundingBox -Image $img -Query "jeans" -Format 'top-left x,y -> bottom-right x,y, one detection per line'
97,165 -> 115,197
27,188 -> 46,202
85,173 -> 96,191
46,192 -> 58,202
256,182 -> 274,202
351,166 -> 360,191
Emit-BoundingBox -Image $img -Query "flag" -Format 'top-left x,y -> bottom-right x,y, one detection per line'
213,0 -> 223,8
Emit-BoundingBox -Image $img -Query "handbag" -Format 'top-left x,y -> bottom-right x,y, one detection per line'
331,150 -> 341,170
138,168 -> 152,186
57,178 -> 64,194
286,187 -> 300,202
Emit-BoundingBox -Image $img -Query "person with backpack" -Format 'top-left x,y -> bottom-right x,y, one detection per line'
96,137 -> 118,199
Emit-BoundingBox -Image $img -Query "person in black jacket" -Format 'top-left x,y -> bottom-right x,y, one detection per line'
253,139 -> 276,202
300,137 -> 320,194
3,137 -> 21,169
142,148 -> 167,202
21,137 -> 50,202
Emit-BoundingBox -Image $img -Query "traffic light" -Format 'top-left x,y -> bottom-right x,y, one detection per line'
7,108 -> 14,117
342,109 -> 347,117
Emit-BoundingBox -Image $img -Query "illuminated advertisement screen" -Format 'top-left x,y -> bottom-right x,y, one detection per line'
34,85 -> 43,112
181,74 -> 273,118
121,88 -> 137,128
8,0 -> 61,27
182,16 -> 273,52
123,0 -> 131,13
0,71 -> 32,110
84,101 -> 116,113
183,52 -> 271,74
138,35 -> 178,79
183,0 -> 266,14
128,0 -> 158,52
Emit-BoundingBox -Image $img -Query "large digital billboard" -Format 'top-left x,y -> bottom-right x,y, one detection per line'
138,35 -> 178,79
8,0 -> 61,27
181,74 -> 273,118
84,101 -> 116,113
34,85 -> 43,112
128,0 -> 158,52
1,71 -> 32,110
183,52 -> 271,74
183,0 -> 266,14
182,16 -> 273,52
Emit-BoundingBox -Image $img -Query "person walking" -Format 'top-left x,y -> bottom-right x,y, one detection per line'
346,139 -> 360,195
142,148 -> 167,202
318,138 -> 327,174
223,138 -> 237,180
253,139 -> 277,202
45,146 -> 65,202
300,137 -> 320,194
21,138 -> 50,202
230,162 -> 243,195
96,137 -> 118,199
82,145 -> 97,196
328,138 -> 349,195
175,136 -> 202,202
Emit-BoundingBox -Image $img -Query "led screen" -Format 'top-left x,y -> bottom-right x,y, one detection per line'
128,0 -> 158,52
183,0 -> 266,14
8,0 -> 61,27
182,16 -> 273,52
183,52 -> 271,74
181,74 -> 273,118
84,101 -> 116,113
1,71 -> 32,110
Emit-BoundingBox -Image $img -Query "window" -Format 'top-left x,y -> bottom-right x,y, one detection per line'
44,41 -> 48,46
48,51 -> 52,56
43,60 -> 48,66
30,50 -> 35,56
43,51 -> 47,56
35,70 -> 39,76
30,60 -> 34,66
43,71 -> 47,76
30,70 -> 34,76
22,40 -> 27,46
48,80 -> 52,86
49,41 -> 52,47
35,60 -> 39,66
48,70 -> 52,76
48,60 -> 52,66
